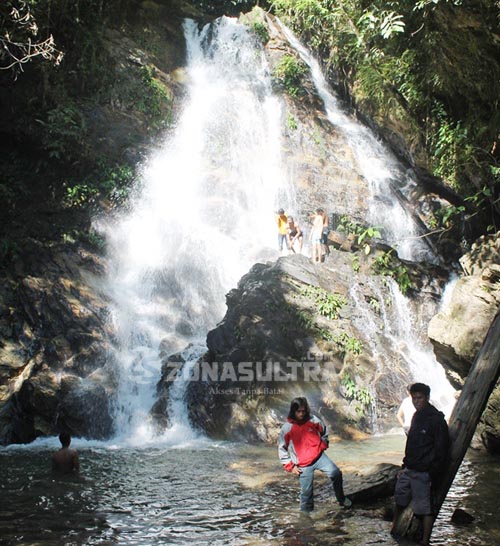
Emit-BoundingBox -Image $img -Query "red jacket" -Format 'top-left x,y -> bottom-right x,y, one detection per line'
278,415 -> 329,471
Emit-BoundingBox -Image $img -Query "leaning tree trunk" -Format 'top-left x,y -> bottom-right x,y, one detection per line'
392,307 -> 500,541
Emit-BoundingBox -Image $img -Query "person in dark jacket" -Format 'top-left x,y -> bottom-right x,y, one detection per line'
391,383 -> 449,546
278,397 -> 352,512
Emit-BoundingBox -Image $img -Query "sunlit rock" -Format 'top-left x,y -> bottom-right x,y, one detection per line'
428,231 -> 500,453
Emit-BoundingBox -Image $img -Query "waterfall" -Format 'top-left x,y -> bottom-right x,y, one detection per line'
279,21 -> 456,417
97,15 -> 456,443
99,17 -> 294,442
278,22 -> 434,263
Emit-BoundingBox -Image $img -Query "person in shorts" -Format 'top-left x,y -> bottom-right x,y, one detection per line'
391,383 -> 449,546
397,385 -> 416,435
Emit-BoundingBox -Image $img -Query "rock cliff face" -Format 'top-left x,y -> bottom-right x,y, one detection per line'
2,3 -> 499,451
154,249 -> 449,442
428,231 -> 500,453
0,240 -> 114,443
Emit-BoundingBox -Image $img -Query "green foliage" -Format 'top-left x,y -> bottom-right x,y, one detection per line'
333,332 -> 363,355
137,65 -> 172,121
98,164 -> 135,206
1,0 -> 174,233
61,161 -> 135,210
313,125 -> 323,146
433,204 -> 466,228
62,228 -> 105,250
338,216 -> 381,253
317,327 -> 334,341
287,113 -> 298,130
63,183 -> 98,209
340,373 -> 373,415
358,225 -> 382,245
352,255 -> 360,273
36,103 -> 88,161
368,297 -> 380,313
432,183 -> 498,231
372,250 -> 412,295
464,185 -> 494,208
301,285 -> 346,319
428,107 -> 471,188
272,1 -> 500,225
316,291 -> 346,319
273,54 -> 308,96
252,21 -> 270,44
295,309 -> 317,330
379,11 -> 405,39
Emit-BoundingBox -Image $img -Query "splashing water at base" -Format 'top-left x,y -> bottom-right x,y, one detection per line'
1,437 -> 498,545
98,17 -> 295,443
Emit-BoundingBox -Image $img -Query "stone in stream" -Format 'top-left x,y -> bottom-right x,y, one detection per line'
451,507 -> 475,525
342,462 -> 400,503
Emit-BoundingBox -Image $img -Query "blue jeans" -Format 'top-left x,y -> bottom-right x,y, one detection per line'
298,452 -> 345,512
278,233 -> 288,251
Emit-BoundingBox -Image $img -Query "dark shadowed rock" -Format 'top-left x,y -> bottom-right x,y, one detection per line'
153,251 -> 448,441
451,508 -> 475,525
0,240 -> 116,445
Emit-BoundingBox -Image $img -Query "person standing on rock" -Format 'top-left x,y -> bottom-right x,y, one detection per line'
318,208 -> 330,258
52,432 -> 80,474
310,210 -> 324,263
278,397 -> 352,512
276,208 -> 289,255
397,385 -> 416,435
391,383 -> 449,546
287,216 -> 303,254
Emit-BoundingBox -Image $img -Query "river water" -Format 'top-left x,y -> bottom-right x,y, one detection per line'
1,434 -> 498,545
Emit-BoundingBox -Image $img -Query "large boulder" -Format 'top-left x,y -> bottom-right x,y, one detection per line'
428,269 -> 500,381
428,231 -> 500,453
155,249 -> 449,442
428,233 -> 500,381
0,240 -> 116,444
480,383 -> 500,455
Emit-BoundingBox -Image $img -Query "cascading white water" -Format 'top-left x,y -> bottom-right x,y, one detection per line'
350,278 -> 456,418
99,17 -> 295,443
98,16 -> 456,443
279,22 -> 456,415
389,283 -> 456,416
278,22 -> 433,263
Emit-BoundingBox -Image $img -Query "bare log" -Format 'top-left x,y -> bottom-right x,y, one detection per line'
393,307 -> 500,540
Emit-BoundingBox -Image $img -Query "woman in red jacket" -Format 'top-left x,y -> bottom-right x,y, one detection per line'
278,397 -> 352,512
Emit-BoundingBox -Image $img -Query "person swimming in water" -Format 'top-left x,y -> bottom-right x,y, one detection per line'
51,432 -> 80,474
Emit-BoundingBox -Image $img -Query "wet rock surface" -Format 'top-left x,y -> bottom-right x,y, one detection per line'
0,240 -> 115,444
428,231 -> 500,453
156,251 -> 449,442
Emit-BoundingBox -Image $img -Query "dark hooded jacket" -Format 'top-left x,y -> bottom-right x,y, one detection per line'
403,403 -> 449,478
